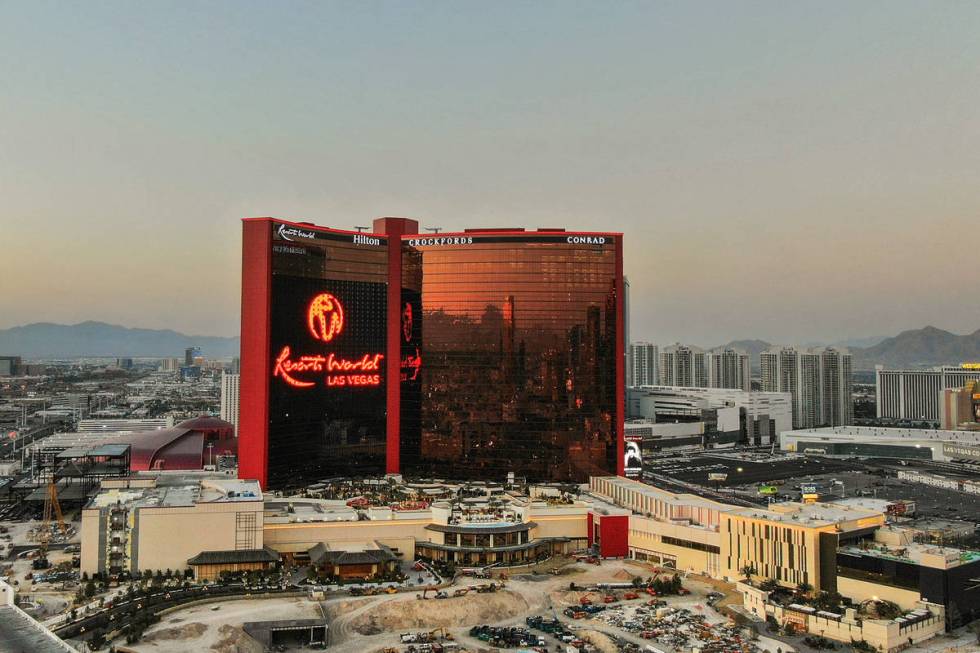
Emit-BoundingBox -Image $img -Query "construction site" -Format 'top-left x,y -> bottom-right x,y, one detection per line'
103,556 -> 777,653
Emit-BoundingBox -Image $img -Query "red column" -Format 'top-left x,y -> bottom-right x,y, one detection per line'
599,514 -> 629,558
615,235 -> 625,477
238,219 -> 272,489
373,217 -> 419,475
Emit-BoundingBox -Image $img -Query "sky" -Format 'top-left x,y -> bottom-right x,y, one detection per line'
1,1 -> 979,346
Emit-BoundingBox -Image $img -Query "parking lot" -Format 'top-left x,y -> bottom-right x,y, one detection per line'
645,453 -> 866,489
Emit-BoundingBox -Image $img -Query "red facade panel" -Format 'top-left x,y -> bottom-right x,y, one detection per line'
615,237 -> 625,477
597,514 -> 629,559
373,217 -> 419,474
239,219 -> 272,488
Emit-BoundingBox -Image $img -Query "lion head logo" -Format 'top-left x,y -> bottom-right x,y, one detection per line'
307,293 -> 344,343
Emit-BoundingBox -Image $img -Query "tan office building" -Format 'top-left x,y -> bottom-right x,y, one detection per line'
590,476 -> 735,578
721,502 -> 884,590
80,475 -> 266,578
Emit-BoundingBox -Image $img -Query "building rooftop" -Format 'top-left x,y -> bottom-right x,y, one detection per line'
264,499 -> 361,524
591,475 -> 738,514
87,476 -> 261,510
730,501 -> 884,528
785,426 -> 980,444
0,606 -> 78,653
838,540 -> 980,569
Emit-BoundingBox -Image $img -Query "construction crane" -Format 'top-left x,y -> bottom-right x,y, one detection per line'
35,481 -> 68,568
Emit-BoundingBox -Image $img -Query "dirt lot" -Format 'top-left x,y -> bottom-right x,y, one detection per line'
122,596 -> 321,653
102,558 -> 756,653
348,590 -> 529,634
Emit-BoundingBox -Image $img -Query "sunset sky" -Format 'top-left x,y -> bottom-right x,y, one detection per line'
1,2 -> 978,345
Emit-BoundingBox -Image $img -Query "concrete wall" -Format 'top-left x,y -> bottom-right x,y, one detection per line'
263,519 -> 430,557
79,508 -> 102,575
628,515 -> 721,577
530,514 -> 588,540
837,576 -> 922,612
134,500 -> 263,574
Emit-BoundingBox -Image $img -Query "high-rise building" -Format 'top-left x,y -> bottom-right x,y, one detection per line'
220,372 -> 241,435
0,356 -> 21,376
939,381 -> 980,430
160,357 -> 181,372
819,347 -> 853,427
184,347 -> 200,366
659,344 -> 707,388
706,348 -> 750,391
239,217 -> 624,489
628,342 -> 658,387
875,365 -> 980,422
761,346 -> 852,429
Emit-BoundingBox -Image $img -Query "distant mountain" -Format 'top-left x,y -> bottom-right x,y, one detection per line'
851,326 -> 980,370
711,339 -> 771,370
715,339 -> 771,359
832,335 -> 890,349
0,321 -> 239,359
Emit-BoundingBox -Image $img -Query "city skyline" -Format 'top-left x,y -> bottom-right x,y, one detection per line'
2,2 -> 980,344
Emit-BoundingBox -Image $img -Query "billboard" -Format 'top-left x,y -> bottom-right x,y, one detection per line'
624,435 -> 643,478
942,442 -> 980,462
263,222 -> 390,488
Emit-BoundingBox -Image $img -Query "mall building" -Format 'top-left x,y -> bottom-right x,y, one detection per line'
779,425 -> 980,462
80,473 -> 623,580
240,217 -> 624,489
589,476 -> 980,630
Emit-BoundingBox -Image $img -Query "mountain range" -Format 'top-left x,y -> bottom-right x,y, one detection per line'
716,326 -> 980,370
849,326 -> 980,369
2,321 -> 979,369
0,321 -> 240,359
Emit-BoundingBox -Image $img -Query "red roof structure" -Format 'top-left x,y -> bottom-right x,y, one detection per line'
129,417 -> 236,472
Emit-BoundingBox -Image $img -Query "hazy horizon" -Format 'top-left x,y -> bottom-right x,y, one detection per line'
2,2 -> 979,344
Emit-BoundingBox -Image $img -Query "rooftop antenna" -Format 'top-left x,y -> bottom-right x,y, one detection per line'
354,226 -> 369,232
425,227 -> 442,233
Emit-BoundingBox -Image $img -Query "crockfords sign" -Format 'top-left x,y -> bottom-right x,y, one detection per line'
406,236 -> 475,247
405,234 -> 611,247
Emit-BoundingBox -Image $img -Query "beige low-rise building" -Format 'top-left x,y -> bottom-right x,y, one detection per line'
262,492 -> 591,566
739,581 -> 945,653
721,502 -> 885,590
590,476 -> 733,577
80,475 -> 265,578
